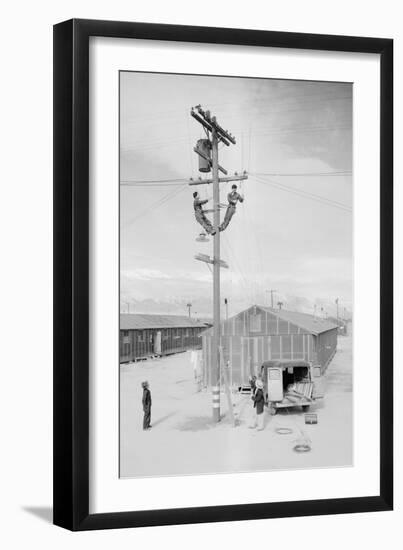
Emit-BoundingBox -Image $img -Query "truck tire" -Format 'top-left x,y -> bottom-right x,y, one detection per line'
269,405 -> 277,416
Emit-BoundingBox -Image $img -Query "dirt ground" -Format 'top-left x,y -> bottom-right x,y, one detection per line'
120,334 -> 353,478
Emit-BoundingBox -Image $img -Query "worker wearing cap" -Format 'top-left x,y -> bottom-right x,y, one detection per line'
252,379 -> 265,431
219,184 -> 244,232
193,191 -> 216,235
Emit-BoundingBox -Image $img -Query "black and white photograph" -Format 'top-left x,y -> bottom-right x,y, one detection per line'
0,0 -> 396,543
119,71 -> 353,478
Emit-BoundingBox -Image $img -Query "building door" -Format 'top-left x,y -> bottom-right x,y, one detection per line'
154,331 -> 162,355
242,337 -> 261,377
121,332 -> 131,362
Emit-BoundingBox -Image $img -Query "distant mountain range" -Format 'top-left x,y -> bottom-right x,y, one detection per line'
120,295 -> 352,320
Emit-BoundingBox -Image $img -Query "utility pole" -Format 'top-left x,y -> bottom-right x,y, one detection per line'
189,105 -> 248,423
335,297 -> 339,326
266,289 -> 277,308
211,126 -> 221,422
186,302 -> 192,318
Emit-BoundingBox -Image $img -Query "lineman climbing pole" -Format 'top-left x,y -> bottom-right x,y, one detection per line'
188,105 -> 248,422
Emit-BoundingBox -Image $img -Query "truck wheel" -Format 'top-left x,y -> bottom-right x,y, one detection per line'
269,406 -> 277,416
302,405 -> 310,412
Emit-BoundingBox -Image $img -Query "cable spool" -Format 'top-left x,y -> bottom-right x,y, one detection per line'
275,427 -> 293,435
293,435 -> 312,453
293,442 -> 311,453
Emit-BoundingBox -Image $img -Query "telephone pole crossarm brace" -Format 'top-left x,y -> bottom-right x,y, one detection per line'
188,173 -> 248,186
195,253 -> 229,269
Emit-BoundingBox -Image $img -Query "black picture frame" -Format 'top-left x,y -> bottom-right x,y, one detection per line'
53,18 -> 393,531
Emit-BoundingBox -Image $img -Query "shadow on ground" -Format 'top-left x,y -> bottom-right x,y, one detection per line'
151,411 -> 178,428
175,416 -> 215,431
22,506 -> 53,524
175,414 -> 232,432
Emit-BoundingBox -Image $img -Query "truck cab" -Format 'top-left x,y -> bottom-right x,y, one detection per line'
261,360 -> 324,415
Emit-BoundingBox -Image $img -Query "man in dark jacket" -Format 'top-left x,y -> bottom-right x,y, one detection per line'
219,184 -> 244,232
193,191 -> 216,235
249,375 -> 257,394
142,381 -> 152,430
252,379 -> 265,430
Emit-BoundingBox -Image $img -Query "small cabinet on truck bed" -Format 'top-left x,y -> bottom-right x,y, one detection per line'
261,360 -> 325,414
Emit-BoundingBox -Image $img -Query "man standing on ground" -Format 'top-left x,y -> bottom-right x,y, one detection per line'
252,379 -> 265,431
142,380 -> 152,430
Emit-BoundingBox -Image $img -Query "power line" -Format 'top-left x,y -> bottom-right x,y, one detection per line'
254,174 -> 352,211
221,233 -> 254,304
121,123 -> 351,155
247,124 -> 351,141
251,174 -> 352,212
120,169 -> 352,188
121,178 -> 187,186
255,171 -> 352,177
243,146 -> 261,302
122,183 -> 188,229
240,191 -> 262,302
255,175 -> 352,212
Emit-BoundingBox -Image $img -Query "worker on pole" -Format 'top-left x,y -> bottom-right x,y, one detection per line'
219,184 -> 244,232
193,191 -> 216,235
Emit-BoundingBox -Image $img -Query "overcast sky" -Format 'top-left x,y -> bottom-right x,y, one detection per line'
120,71 -> 352,319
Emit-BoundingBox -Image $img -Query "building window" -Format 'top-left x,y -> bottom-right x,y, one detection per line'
250,314 -> 262,332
